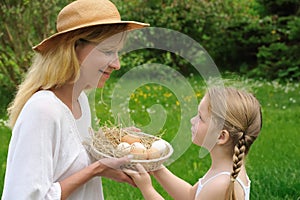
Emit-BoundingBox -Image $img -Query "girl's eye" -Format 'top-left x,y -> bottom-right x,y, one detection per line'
199,115 -> 206,122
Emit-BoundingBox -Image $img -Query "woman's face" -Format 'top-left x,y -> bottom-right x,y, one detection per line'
76,34 -> 123,89
190,94 -> 211,146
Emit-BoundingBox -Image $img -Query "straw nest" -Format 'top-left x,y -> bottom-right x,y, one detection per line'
88,126 -> 173,171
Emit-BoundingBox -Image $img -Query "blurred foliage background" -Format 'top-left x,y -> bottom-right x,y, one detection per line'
0,0 -> 299,116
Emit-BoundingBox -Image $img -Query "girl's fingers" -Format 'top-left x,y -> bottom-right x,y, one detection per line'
135,163 -> 147,174
123,164 -> 146,176
123,168 -> 138,176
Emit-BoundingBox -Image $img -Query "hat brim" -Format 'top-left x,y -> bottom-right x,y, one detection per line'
33,21 -> 149,52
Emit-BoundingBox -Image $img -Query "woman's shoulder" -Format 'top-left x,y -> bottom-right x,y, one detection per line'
22,90 -> 68,117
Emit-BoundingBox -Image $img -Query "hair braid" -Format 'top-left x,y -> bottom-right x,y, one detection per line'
225,133 -> 246,200
231,134 -> 246,180
207,87 -> 262,200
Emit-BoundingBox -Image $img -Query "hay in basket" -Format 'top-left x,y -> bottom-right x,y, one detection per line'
88,125 -> 173,171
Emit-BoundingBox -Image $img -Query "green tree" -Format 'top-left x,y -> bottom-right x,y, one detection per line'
0,0 -> 72,115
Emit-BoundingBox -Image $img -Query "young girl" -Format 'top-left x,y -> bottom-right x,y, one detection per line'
126,87 -> 262,200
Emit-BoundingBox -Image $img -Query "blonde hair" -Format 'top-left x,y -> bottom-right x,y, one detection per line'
207,87 -> 262,200
7,24 -> 127,128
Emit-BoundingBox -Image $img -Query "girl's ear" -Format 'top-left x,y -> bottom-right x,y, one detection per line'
217,130 -> 230,145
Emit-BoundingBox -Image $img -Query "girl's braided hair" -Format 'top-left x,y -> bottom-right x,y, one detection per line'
207,87 -> 262,200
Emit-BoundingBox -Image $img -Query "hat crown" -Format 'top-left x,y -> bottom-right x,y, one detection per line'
56,0 -> 121,32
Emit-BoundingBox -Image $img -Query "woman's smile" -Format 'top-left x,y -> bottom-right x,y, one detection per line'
99,69 -> 111,78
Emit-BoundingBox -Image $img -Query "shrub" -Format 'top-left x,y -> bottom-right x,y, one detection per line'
0,0 -> 72,115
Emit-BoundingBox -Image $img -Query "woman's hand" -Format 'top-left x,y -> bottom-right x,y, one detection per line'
122,126 -> 141,133
91,156 -> 136,187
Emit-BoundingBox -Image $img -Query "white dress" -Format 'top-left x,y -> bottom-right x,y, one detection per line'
2,90 -> 103,200
195,172 -> 250,200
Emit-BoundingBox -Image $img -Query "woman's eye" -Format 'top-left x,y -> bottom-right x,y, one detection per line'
104,51 -> 116,56
96,48 -> 116,56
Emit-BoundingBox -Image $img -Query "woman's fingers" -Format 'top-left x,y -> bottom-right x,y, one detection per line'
123,126 -> 141,132
99,155 -> 132,169
95,158 -> 136,187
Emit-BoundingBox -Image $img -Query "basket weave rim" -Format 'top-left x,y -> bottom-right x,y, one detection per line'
90,132 -> 173,162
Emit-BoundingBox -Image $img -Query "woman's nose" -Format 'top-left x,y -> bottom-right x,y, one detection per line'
109,54 -> 121,70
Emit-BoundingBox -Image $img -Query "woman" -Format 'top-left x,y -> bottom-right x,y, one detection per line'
2,0 -> 148,199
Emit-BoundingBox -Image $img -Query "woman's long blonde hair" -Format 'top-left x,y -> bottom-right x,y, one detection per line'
7,24 -> 128,128
207,87 -> 262,200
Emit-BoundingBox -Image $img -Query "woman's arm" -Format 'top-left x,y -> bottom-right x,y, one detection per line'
60,157 -> 135,200
2,97 -> 134,200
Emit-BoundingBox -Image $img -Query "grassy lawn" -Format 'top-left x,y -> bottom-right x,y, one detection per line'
0,120 -> 10,197
0,76 -> 299,199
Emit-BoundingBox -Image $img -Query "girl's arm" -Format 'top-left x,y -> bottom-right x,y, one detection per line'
125,164 -> 198,200
152,166 -> 195,200
124,164 -> 164,200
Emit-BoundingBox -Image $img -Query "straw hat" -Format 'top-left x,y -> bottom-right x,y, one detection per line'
33,0 -> 149,52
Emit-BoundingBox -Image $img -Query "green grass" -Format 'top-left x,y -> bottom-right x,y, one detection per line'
1,77 -> 299,199
0,121 -> 10,197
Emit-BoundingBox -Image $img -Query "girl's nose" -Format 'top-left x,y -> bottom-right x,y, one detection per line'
190,116 -> 196,125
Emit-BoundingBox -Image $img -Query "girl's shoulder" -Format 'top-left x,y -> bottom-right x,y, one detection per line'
195,172 -> 230,199
195,171 -> 250,200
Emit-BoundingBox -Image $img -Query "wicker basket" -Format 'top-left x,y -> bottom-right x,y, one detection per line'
89,131 -> 173,171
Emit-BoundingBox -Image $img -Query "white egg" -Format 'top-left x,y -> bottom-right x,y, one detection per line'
151,140 -> 167,153
147,147 -> 161,159
130,142 -> 147,160
117,142 -> 131,154
131,142 -> 146,150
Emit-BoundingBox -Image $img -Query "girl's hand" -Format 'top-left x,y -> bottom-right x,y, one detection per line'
149,165 -> 166,176
124,164 -> 152,189
124,164 -> 164,200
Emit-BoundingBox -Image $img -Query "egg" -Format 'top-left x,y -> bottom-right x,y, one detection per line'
116,142 -> 131,154
131,142 -> 146,150
151,140 -> 167,153
130,142 -> 147,159
121,134 -> 141,144
147,147 -> 161,159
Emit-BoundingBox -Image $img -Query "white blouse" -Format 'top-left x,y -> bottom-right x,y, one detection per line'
2,90 -> 103,200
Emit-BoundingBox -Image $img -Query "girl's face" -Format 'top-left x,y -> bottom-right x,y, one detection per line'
190,94 -> 211,146
76,34 -> 123,89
